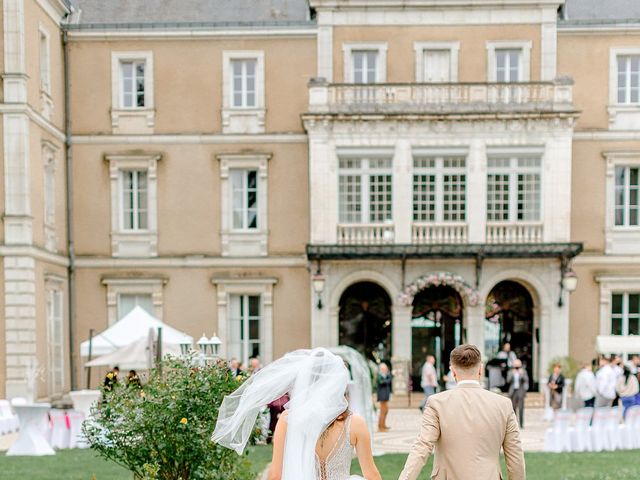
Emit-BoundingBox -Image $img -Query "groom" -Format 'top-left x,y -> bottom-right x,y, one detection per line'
399,344 -> 526,480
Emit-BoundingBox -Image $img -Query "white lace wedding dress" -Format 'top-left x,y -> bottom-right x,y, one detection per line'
315,416 -> 364,480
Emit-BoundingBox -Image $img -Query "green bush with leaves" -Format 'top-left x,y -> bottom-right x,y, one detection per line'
83,356 -> 258,480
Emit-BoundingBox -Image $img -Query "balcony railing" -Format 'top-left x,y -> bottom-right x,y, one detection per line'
308,78 -> 574,116
337,224 -> 395,245
412,222 -> 468,244
486,222 -> 543,244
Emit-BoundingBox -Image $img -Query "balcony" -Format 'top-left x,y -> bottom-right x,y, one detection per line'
486,222 -> 543,244
337,224 -> 395,245
412,222 -> 468,245
307,78 -> 574,116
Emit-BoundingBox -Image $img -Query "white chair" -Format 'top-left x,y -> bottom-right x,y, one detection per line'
591,407 -> 622,451
0,400 -> 19,434
544,409 -> 573,452
10,397 -> 27,406
541,379 -> 554,422
570,407 -> 593,452
621,405 -> 640,450
49,409 -> 70,449
67,411 -> 85,449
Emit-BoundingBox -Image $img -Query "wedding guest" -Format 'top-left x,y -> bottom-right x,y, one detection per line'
376,363 -> 392,432
595,357 -> 617,407
228,358 -> 242,377
574,362 -> 597,408
548,363 -> 565,410
267,393 -> 289,444
616,365 -> 639,417
248,357 -> 262,375
103,365 -> 119,392
126,369 -> 142,389
420,355 -> 438,412
496,343 -> 518,391
507,359 -> 529,428
443,369 -> 457,390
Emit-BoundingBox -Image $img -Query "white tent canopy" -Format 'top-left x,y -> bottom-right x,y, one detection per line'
596,335 -> 640,355
84,336 -> 182,371
80,306 -> 193,357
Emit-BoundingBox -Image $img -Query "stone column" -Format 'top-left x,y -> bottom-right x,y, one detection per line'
466,139 -> 486,243
466,304 -> 486,354
391,304 -> 412,395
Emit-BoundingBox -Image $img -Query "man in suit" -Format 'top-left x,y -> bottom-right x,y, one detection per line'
506,359 -> 529,428
399,344 -> 526,480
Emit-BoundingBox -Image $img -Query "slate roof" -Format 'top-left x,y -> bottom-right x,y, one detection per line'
68,0 -> 313,28
561,0 -> 640,24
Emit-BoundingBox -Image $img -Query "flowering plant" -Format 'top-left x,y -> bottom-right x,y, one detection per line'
83,356 -> 258,480
399,272 -> 481,307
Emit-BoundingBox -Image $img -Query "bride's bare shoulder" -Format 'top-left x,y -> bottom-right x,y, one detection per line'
349,413 -> 367,431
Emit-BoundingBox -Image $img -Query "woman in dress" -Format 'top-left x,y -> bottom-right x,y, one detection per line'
212,348 -> 381,480
376,363 -> 392,432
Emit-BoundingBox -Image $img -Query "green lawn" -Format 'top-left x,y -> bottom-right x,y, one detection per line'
2,447 -> 640,479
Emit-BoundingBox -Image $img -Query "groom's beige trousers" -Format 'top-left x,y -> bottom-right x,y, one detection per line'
399,383 -> 526,480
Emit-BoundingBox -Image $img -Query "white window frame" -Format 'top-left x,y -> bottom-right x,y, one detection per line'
222,51 -> 265,134
45,275 -> 64,398
337,150 -> 394,224
608,48 -> 640,130
486,148 -> 543,223
412,149 -> 467,223
610,292 -> 640,337
604,151 -> 640,254
42,141 -> 57,252
414,42 -> 460,83
110,51 -> 155,133
597,275 -> 640,360
342,43 -> 388,83
102,277 -> 166,326
38,26 -> 51,94
230,169 -> 260,231
229,294 -> 262,366
218,153 -> 270,257
120,170 -> 148,232
486,41 -> 531,82
212,277 -> 277,365
106,153 -> 161,257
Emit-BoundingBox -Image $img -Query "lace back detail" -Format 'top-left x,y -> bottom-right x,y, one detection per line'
315,415 -> 353,480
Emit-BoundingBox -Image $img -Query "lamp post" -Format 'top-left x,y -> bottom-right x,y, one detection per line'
558,269 -> 578,307
312,273 -> 326,309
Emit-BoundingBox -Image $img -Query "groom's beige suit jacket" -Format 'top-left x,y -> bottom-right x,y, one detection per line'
399,382 -> 526,480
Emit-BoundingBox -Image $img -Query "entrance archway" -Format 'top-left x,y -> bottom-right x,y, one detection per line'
339,282 -> 392,362
485,280 -> 535,388
411,286 -> 464,391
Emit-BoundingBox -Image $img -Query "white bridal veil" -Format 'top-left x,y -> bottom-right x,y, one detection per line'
212,348 -> 349,480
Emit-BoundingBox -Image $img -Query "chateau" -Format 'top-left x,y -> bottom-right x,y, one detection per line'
2,0 -> 640,399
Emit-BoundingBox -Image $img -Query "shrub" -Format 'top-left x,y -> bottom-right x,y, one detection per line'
83,356 -> 258,480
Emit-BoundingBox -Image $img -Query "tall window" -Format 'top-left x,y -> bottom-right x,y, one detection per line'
231,59 -> 257,108
229,294 -> 261,365
413,156 -> 466,222
39,30 -> 51,93
120,60 -> 146,108
495,49 -> 521,83
617,55 -> 640,104
47,288 -> 64,396
231,170 -> 258,230
352,51 -> 378,84
611,292 -> 640,336
615,166 -> 640,227
339,157 -> 392,223
487,157 -> 541,222
117,293 -> 153,320
423,50 -> 452,83
44,154 -> 55,227
121,170 -> 148,230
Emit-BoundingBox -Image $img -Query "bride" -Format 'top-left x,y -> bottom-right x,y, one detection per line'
212,348 -> 382,480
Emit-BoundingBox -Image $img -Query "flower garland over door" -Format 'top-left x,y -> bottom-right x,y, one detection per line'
399,272 -> 481,307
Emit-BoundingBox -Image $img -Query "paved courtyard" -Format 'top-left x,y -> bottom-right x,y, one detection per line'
373,407 -> 546,455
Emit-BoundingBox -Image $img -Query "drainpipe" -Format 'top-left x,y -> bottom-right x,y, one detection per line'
63,28 -> 77,391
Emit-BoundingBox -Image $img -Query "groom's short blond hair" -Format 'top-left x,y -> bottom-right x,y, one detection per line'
450,344 -> 482,370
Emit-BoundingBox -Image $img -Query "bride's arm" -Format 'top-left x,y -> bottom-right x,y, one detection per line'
352,415 -> 382,480
268,410 -> 288,480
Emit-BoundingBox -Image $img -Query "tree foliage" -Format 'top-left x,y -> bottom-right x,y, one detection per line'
83,357 -> 257,480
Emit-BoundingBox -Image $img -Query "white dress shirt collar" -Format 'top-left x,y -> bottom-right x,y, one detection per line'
457,380 -> 481,386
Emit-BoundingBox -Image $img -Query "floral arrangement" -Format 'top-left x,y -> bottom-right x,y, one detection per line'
399,272 -> 481,307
